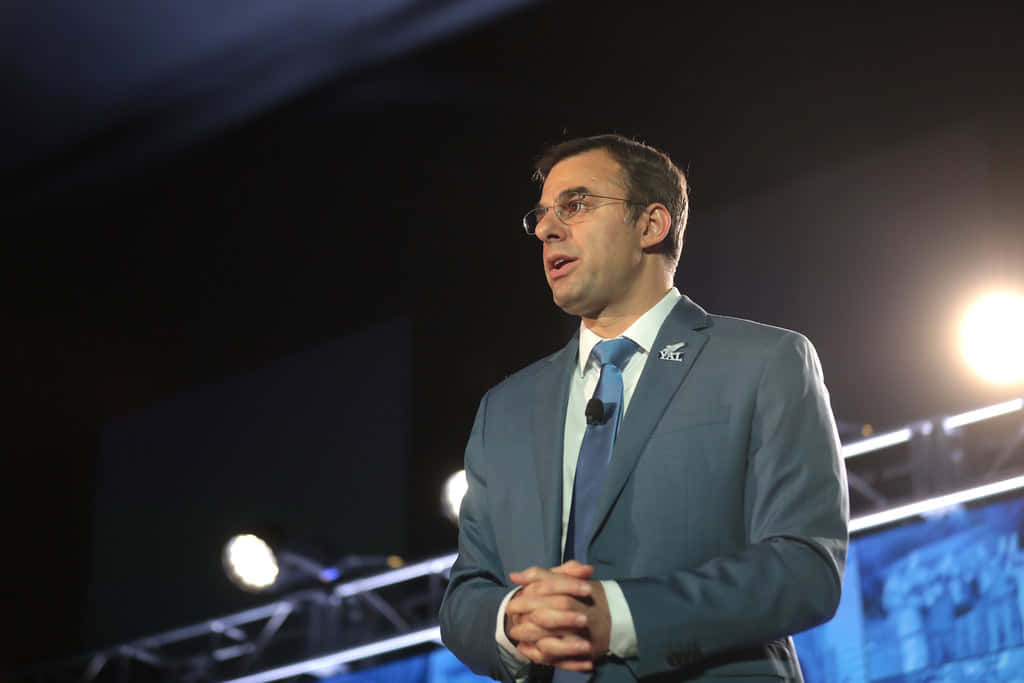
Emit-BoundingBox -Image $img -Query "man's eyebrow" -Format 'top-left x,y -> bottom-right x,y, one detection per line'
559,186 -> 590,199
537,186 -> 590,209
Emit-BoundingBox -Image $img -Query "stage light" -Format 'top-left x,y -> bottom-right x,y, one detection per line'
961,292 -> 1024,384
442,470 -> 468,526
223,534 -> 279,591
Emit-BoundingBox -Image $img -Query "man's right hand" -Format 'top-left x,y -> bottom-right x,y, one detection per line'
504,561 -> 598,672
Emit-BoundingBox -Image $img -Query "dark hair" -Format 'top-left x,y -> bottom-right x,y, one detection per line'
533,134 -> 688,263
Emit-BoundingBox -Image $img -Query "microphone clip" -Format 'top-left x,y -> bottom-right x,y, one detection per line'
585,398 -> 606,426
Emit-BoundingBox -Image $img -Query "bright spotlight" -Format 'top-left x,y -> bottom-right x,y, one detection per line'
223,534 -> 279,591
961,292 -> 1024,384
442,470 -> 468,526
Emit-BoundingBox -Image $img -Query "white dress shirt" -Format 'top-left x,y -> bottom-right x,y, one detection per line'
495,288 -> 683,674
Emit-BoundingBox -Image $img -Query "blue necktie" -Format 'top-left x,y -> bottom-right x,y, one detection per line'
554,338 -> 637,683
564,337 -> 638,564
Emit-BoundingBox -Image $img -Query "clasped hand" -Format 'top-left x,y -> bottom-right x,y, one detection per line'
505,560 -> 611,672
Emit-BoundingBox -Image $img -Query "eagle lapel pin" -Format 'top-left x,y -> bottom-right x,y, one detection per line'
658,341 -> 686,362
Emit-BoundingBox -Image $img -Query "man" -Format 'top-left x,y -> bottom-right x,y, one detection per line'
440,134 -> 848,682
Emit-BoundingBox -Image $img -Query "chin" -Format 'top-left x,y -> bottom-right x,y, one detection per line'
551,295 -> 579,316
551,283 -> 597,317
552,296 -> 592,319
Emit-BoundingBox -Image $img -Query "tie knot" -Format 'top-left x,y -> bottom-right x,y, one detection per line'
591,337 -> 638,371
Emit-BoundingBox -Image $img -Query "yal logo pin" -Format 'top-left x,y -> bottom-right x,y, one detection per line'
658,341 -> 686,362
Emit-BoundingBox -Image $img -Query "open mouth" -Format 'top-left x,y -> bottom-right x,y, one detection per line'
549,257 -> 577,274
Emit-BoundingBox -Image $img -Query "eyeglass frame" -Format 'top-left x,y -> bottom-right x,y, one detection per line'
522,191 -> 647,235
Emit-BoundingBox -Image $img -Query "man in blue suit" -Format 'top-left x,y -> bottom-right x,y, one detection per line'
440,134 -> 848,682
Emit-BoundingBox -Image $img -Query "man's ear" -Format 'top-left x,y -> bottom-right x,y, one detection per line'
638,203 -> 672,250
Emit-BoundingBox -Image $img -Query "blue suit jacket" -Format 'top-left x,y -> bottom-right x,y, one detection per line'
440,297 -> 849,682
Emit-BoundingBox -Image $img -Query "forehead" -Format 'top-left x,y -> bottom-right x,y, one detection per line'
540,148 -> 624,202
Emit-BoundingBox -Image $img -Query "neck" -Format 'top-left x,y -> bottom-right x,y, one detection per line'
581,283 -> 672,339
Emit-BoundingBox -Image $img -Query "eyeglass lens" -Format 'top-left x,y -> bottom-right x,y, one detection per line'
524,193 -> 582,234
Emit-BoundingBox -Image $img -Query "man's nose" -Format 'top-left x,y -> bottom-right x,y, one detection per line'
534,212 -> 564,241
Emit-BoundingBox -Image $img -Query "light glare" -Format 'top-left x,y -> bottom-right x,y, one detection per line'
962,292 -> 1024,384
442,470 -> 468,525
224,534 -> 279,591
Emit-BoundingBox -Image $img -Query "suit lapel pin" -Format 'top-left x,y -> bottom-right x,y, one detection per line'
658,341 -> 686,362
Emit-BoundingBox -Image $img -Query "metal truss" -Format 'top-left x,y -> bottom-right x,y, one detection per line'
15,554 -> 455,683
15,398 -> 1023,683
843,397 -> 1024,518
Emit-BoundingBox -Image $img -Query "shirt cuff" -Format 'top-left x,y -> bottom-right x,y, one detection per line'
601,580 -> 638,659
495,587 -> 531,674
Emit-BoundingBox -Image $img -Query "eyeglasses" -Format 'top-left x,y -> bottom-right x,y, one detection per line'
522,192 -> 643,235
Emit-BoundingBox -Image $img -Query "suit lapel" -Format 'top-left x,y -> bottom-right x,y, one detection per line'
587,296 -> 712,549
532,336 -> 578,566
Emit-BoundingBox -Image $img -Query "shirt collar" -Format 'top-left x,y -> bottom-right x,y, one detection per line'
576,287 -> 682,377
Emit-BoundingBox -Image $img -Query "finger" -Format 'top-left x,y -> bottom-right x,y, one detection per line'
518,644 -> 593,672
511,563 -> 594,587
552,561 -> 595,578
534,605 -> 588,629
508,621 -> 552,644
511,569 -> 592,598
519,636 -> 593,664
518,643 -> 563,666
509,621 -> 580,645
507,592 -> 584,617
508,566 -> 554,585
524,607 -> 588,630
517,575 -> 593,598
536,635 -> 593,662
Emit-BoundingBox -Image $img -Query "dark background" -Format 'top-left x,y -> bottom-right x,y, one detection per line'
3,0 -> 1023,671
85,318 -> 411,650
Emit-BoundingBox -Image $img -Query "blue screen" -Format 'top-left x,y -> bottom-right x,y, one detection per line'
794,494 -> 1024,682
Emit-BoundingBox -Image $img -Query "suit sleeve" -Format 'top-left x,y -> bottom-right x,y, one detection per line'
618,331 -> 849,679
440,392 -> 527,682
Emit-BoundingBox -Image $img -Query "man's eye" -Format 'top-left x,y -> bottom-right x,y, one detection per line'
565,199 -> 584,215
